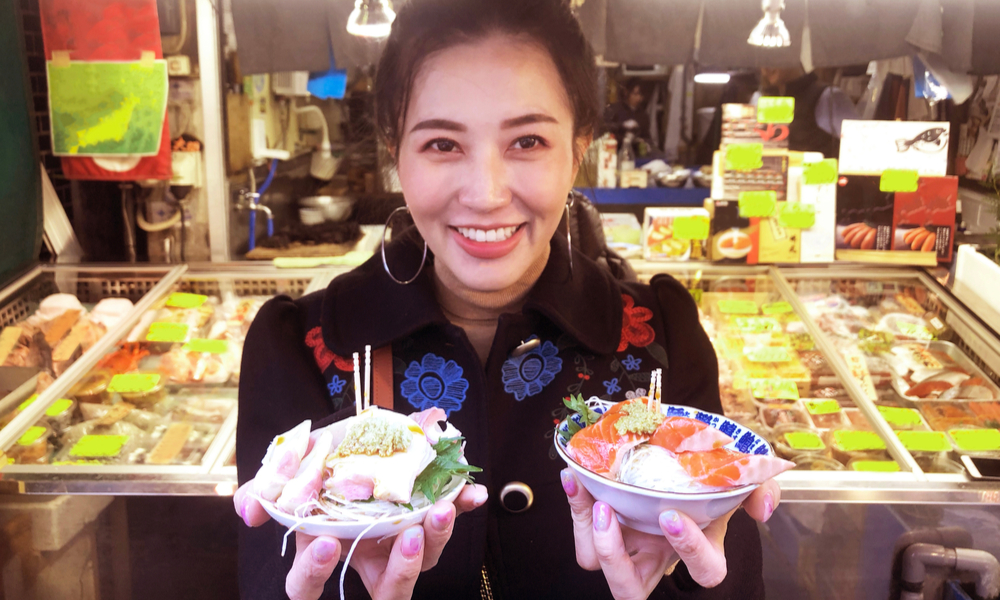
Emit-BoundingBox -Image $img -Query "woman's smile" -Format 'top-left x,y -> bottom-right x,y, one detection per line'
449,223 -> 527,259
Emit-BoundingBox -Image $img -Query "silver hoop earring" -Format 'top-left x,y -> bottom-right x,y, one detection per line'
381,206 -> 428,285
565,195 -> 574,276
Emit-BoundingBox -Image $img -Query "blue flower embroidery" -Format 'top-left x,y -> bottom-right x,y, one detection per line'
502,340 -> 563,401
327,375 -> 346,396
603,378 -> 621,395
621,354 -> 642,371
400,353 -> 469,416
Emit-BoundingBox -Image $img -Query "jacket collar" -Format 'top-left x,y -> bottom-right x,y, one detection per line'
320,229 -> 623,357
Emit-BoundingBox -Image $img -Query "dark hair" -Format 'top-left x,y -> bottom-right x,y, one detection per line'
374,0 -> 600,151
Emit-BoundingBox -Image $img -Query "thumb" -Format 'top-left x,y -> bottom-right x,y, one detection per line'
286,534 -> 341,600
374,526 -> 425,600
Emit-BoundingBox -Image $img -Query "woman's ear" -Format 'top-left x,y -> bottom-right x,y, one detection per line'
571,133 -> 594,181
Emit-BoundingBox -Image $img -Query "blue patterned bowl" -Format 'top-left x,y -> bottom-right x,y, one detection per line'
554,399 -> 774,533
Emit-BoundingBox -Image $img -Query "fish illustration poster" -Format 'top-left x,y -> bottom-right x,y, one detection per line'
47,60 -> 168,156
838,120 -> 950,177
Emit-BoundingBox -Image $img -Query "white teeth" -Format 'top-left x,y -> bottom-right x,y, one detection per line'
457,225 -> 519,243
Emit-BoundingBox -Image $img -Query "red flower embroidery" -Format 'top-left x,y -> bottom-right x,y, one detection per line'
618,294 -> 655,352
304,327 -> 336,372
332,353 -> 354,372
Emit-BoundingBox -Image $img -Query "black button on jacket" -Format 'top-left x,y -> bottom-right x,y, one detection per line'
237,232 -> 765,599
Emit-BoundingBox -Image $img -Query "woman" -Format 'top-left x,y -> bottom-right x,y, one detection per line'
234,1 -> 780,599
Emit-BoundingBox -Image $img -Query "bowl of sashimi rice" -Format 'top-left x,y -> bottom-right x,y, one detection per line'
554,395 -> 793,533
252,406 -> 479,541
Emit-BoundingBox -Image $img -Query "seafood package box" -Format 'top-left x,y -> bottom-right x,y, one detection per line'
891,176 -> 957,262
642,207 -> 708,261
838,120 -> 950,177
835,175 -> 895,251
720,104 -> 789,149
600,213 -> 642,258
708,200 -> 753,264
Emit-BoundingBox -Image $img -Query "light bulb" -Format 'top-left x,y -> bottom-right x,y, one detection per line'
347,0 -> 395,38
747,0 -> 791,48
694,73 -> 731,84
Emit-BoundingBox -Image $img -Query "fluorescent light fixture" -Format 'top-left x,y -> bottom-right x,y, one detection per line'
694,73 -> 731,84
748,0 -> 791,48
347,0 -> 395,38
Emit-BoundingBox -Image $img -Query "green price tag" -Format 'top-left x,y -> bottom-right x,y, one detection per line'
17,394 -> 38,412
896,430 -> 951,452
762,301 -> 793,315
879,169 -> 919,193
69,435 -> 129,458
718,299 -> 758,315
734,317 -> 780,333
725,143 -> 763,172
851,460 -> 900,472
17,426 -> 47,446
689,288 -> 703,305
738,190 -> 777,218
166,292 -> 208,309
878,406 -> 923,428
778,203 -> 816,229
897,321 -> 934,341
784,431 -> 824,451
146,322 -> 189,343
183,339 -> 229,354
804,399 -> 841,415
108,373 -> 161,394
749,378 -> 799,400
672,216 -> 710,241
833,430 -> 886,452
45,398 -> 74,417
803,159 -> 838,185
745,346 -> 792,363
757,97 -> 795,124
949,429 -> 1000,452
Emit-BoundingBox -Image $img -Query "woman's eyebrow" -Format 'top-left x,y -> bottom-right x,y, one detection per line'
409,118 -> 466,133
501,113 -> 558,128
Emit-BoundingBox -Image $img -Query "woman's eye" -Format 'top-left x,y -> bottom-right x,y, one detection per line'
512,136 -> 542,150
426,139 -> 457,152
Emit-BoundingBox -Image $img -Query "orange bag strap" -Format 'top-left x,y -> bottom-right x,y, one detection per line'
372,345 -> 394,409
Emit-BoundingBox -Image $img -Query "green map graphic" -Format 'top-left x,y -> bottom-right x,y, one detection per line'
47,61 -> 167,156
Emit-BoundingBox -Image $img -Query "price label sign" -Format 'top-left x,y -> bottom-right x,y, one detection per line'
852,460 -> 900,473
146,322 -> 189,343
778,203 -> 816,229
949,429 -> 1000,452
896,321 -> 934,341
757,97 -> 795,124
738,190 -> 777,218
718,299 -> 758,315
725,143 -> 763,172
803,159 -> 838,185
896,431 -> 951,452
166,293 -> 208,309
69,435 -> 129,458
734,317 -> 780,333
879,169 -> 919,193
744,346 -> 792,363
878,406 -> 924,428
833,430 -> 885,452
762,301 -> 793,315
785,431 -> 824,451
108,373 -> 161,394
183,339 -> 229,354
804,399 -> 841,415
748,378 -> 799,400
672,216 -> 710,240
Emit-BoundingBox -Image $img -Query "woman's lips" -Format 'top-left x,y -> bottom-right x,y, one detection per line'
450,225 -> 525,260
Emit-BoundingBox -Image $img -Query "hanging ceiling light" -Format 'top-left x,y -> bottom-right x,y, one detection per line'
694,73 -> 731,84
347,0 -> 395,38
747,0 -> 791,48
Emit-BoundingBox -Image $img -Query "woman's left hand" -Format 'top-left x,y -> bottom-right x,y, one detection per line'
562,469 -> 779,600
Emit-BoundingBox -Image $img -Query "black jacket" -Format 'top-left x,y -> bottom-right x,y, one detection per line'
236,232 -> 765,599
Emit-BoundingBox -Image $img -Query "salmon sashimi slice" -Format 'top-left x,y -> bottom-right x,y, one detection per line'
649,417 -> 734,453
566,400 -> 653,477
677,448 -> 794,490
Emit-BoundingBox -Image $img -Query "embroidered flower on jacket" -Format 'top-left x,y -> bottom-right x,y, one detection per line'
603,377 -> 621,395
400,353 -> 469,416
327,375 -> 346,396
304,327 -> 336,372
618,294 -> 655,352
621,354 -> 642,371
502,340 -> 563,401
625,388 -> 648,400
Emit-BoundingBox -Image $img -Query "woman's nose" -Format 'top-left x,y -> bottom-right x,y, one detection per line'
458,147 -> 511,211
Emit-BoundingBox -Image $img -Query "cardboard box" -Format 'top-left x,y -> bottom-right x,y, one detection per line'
891,176 -> 957,262
721,104 -> 790,149
709,200 -> 754,264
839,120 -> 950,176
835,175 -> 895,251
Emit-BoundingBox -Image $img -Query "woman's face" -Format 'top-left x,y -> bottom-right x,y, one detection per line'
396,35 -> 582,292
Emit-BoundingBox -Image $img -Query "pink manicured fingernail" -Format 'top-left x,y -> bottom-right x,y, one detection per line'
473,487 -> 488,507
432,506 -> 453,531
240,496 -> 252,527
763,493 -> 774,522
593,502 -> 610,532
560,469 -> 577,497
661,510 -> 683,536
312,539 -> 338,564
401,527 -> 423,557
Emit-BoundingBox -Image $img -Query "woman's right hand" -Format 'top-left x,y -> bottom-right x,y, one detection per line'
234,468 -> 488,600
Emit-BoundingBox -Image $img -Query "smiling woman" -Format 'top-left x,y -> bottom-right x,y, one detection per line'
235,1 -> 777,600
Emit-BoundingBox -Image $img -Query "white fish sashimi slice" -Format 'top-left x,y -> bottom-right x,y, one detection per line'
254,420 -> 312,501
276,428 -> 336,514
618,445 -> 711,493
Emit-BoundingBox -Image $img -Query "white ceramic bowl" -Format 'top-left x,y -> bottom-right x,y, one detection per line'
260,477 -> 465,540
554,400 -> 774,532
